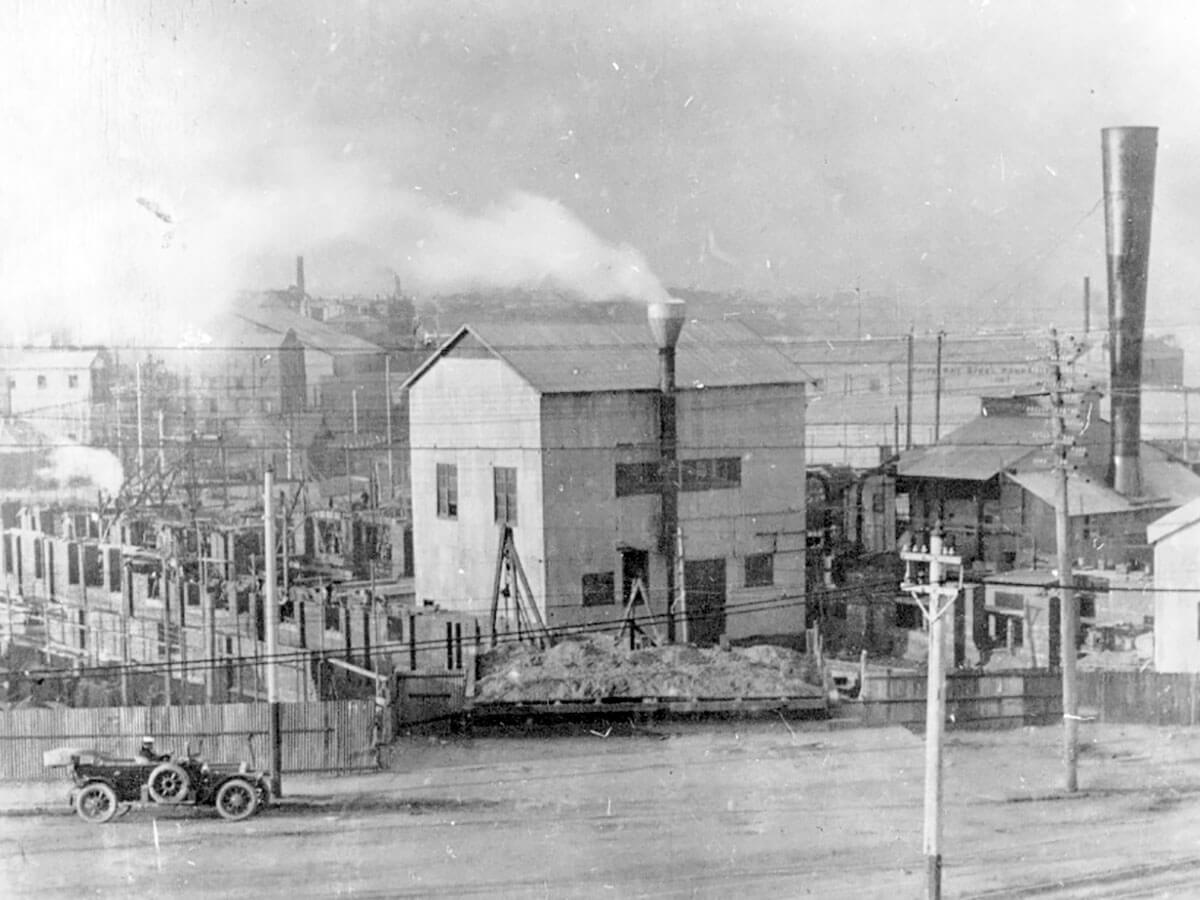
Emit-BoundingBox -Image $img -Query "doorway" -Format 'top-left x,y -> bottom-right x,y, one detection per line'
684,558 -> 726,646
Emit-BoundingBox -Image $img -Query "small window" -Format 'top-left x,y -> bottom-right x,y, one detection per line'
68,374 -> 79,389
37,375 -> 47,389
615,462 -> 660,497
745,552 -> 774,587
436,463 -> 458,519
582,572 -> 616,607
895,600 -> 922,629
493,466 -> 517,524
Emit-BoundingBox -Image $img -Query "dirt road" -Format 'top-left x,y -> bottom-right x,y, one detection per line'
3,719 -> 1200,898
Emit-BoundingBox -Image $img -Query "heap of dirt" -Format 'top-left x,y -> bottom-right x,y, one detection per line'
472,636 -> 825,703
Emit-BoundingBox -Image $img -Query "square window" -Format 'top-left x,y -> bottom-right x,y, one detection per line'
582,572 -> 615,607
68,374 -> 79,389
436,463 -> 458,518
37,375 -> 47,389
745,552 -> 774,587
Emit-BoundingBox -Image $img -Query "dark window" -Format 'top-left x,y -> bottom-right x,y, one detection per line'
108,549 -> 121,591
325,601 -> 341,632
1078,594 -> 1096,620
745,553 -> 774,587
436,463 -> 458,519
493,466 -> 517,524
68,374 -> 79,389
33,538 -> 43,579
582,572 -> 616,607
68,542 -> 80,585
3,534 -> 12,574
681,457 -> 741,491
615,462 -> 660,497
36,375 -> 47,389
993,591 -> 1024,611
84,545 -> 104,587
895,600 -> 922,629
1011,617 -> 1024,647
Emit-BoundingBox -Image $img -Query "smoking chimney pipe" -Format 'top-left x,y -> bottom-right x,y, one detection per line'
1102,126 -> 1157,496
648,298 -> 686,642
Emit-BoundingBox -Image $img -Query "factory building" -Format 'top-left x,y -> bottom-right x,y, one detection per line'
405,310 -> 810,645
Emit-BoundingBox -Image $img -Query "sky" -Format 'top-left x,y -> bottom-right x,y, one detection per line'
3,0 -> 1200,346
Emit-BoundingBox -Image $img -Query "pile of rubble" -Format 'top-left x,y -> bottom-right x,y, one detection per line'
472,636 -> 825,703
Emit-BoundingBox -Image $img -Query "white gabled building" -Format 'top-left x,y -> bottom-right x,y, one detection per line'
1148,496 -> 1200,672
404,318 -> 810,645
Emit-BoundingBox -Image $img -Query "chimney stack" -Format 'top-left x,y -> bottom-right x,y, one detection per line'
295,256 -> 306,297
1102,126 -> 1158,496
648,297 -> 686,642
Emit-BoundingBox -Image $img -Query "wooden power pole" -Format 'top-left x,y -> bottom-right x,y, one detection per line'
1048,329 -> 1079,792
901,521 -> 962,900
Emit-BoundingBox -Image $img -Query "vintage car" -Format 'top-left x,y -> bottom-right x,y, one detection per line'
45,745 -> 272,824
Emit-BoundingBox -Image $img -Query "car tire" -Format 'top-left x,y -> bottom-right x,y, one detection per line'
75,782 -> 118,824
148,762 -> 190,803
215,778 -> 258,821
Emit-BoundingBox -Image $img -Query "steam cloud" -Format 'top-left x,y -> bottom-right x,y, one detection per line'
36,445 -> 125,496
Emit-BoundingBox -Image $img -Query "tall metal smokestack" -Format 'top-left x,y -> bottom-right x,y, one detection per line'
1102,126 -> 1158,496
648,297 -> 686,643
295,256 -> 306,296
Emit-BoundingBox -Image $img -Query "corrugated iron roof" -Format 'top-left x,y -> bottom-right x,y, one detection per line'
1006,448 -> 1200,517
897,414 -> 1051,480
235,298 -> 383,355
1147,493 -> 1200,544
1004,470 -> 1134,516
405,320 -> 809,394
0,348 -> 106,370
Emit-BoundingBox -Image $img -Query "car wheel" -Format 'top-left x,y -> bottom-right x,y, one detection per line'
215,778 -> 258,821
75,782 -> 118,824
148,762 -> 191,803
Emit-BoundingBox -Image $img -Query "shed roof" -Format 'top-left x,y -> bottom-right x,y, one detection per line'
0,348 -> 106,371
404,320 -> 810,394
897,414 -> 1051,481
1147,493 -> 1200,544
235,297 -> 383,355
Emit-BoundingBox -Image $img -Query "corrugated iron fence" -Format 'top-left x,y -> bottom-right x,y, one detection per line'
0,700 -> 376,781
858,670 -> 1062,728
1077,670 -> 1200,726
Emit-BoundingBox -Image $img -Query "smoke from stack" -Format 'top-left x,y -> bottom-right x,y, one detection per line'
1101,126 -> 1158,496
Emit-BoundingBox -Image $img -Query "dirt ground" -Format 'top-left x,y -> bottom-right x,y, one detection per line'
4,719 -> 1200,898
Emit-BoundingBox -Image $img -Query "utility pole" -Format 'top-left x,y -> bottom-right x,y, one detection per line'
901,521 -> 962,900
934,331 -> 945,443
135,361 -> 145,480
385,357 -> 395,501
264,467 -> 282,797
905,329 -> 915,450
1049,329 -> 1079,792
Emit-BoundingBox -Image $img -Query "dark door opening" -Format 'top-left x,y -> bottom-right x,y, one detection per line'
621,548 -> 649,606
684,558 -> 726,646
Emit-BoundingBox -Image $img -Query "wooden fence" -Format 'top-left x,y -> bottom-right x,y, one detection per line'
857,670 -> 1062,729
1077,670 -> 1200,726
0,700 -> 376,781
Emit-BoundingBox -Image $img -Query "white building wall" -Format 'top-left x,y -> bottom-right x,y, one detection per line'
541,383 -> 806,639
1154,527 -> 1200,672
409,357 -> 544,618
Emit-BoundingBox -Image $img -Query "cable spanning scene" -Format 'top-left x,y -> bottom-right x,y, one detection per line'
5,5 -> 1200,898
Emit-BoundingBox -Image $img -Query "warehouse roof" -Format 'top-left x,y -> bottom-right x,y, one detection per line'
0,348 -> 107,371
404,320 -> 810,394
897,413 -> 1051,481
